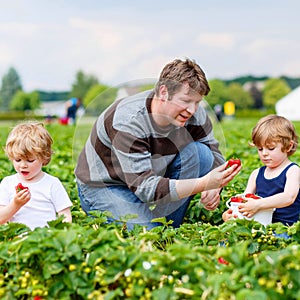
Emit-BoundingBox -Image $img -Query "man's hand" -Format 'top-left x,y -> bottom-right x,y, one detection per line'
201,189 -> 221,210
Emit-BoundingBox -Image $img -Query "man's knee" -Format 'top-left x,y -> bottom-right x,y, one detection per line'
184,142 -> 214,176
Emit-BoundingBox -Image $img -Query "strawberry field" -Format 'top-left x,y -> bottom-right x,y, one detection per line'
0,117 -> 300,300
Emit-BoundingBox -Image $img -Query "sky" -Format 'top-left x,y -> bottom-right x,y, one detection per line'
0,0 -> 299,92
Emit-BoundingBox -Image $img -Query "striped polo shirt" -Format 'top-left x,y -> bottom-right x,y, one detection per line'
75,90 -> 224,203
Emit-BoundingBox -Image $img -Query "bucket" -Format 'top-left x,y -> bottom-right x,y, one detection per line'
226,199 -> 244,219
226,196 -> 274,226
252,209 -> 274,226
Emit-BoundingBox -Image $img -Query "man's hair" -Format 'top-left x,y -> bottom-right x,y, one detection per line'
154,58 -> 210,98
251,114 -> 298,156
5,121 -> 53,165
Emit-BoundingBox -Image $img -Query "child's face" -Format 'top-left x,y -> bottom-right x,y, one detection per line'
256,142 -> 288,168
13,156 -> 44,182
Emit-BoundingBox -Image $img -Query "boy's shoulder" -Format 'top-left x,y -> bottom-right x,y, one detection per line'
0,173 -> 18,184
42,172 -> 62,183
286,162 -> 300,173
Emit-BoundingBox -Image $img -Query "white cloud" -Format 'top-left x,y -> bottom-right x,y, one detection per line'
0,1 -> 299,91
196,33 -> 236,50
0,42 -> 14,64
0,21 -> 39,37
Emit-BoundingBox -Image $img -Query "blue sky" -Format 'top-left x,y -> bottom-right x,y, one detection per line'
0,0 -> 299,91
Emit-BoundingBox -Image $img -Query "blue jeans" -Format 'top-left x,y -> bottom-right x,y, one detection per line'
78,142 -> 214,230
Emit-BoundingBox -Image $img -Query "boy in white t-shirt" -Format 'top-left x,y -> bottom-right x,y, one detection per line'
0,121 -> 72,230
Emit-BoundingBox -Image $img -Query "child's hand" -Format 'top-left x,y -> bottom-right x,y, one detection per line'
222,208 -> 238,222
238,199 -> 260,218
14,188 -> 31,207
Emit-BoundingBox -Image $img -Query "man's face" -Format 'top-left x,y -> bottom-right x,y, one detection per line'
159,83 -> 202,127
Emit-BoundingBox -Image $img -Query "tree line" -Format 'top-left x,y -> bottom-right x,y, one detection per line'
0,66 -> 299,116
0,67 -> 113,115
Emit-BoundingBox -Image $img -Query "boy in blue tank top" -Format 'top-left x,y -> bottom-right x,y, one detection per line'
223,115 -> 300,226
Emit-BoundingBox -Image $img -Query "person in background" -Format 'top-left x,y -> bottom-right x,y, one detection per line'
223,115 -> 300,227
214,104 -> 223,122
0,121 -> 72,230
65,97 -> 82,125
75,58 -> 241,230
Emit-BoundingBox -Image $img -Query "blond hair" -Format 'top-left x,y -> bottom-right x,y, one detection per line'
251,115 -> 298,156
154,58 -> 210,98
5,121 -> 53,165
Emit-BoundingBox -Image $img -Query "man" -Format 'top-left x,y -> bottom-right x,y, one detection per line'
75,58 -> 241,229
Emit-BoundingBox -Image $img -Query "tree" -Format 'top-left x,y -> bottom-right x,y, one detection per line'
10,90 -> 40,111
69,70 -> 99,100
248,83 -> 263,109
83,84 -> 117,115
205,79 -> 228,108
227,82 -> 254,109
262,78 -> 291,109
0,67 -> 23,110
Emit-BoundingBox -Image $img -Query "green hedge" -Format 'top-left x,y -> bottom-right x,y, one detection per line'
0,111 -> 44,121
235,108 -> 276,118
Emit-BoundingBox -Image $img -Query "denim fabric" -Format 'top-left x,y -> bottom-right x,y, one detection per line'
274,232 -> 290,239
77,141 -> 214,230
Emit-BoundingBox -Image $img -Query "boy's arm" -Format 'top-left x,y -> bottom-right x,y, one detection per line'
240,165 -> 300,216
0,189 -> 31,223
0,204 -> 19,224
57,207 -> 72,223
261,165 -> 300,208
243,168 -> 259,194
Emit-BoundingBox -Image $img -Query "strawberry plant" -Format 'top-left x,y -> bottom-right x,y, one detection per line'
0,118 -> 299,299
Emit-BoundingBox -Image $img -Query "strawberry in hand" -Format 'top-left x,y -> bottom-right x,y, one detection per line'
15,183 -> 29,193
226,158 -> 241,168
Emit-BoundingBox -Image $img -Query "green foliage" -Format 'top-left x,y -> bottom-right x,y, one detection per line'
69,70 -> 99,100
83,84 -> 117,116
205,79 -> 228,107
262,78 -> 291,108
0,111 -> 44,121
227,82 -> 254,109
0,67 -> 23,110
10,90 -> 40,111
279,76 -> 300,89
0,119 -> 300,299
235,108 -> 276,118
138,83 -> 155,92
223,75 -> 269,86
37,91 -> 70,102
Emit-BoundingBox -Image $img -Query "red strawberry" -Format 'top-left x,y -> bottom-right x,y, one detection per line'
226,158 -> 241,168
15,183 -> 29,193
218,257 -> 229,265
245,193 -> 261,199
230,196 -> 244,203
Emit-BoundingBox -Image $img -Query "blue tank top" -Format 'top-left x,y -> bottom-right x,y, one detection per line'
256,163 -> 300,226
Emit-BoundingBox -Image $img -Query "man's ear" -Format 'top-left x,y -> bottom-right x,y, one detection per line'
159,85 -> 169,101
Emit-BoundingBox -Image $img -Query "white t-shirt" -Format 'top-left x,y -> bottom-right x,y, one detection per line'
0,173 -> 72,230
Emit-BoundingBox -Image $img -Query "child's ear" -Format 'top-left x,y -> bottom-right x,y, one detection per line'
287,140 -> 294,152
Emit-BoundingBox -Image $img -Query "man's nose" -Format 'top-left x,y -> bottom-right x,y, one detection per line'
186,103 -> 197,114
